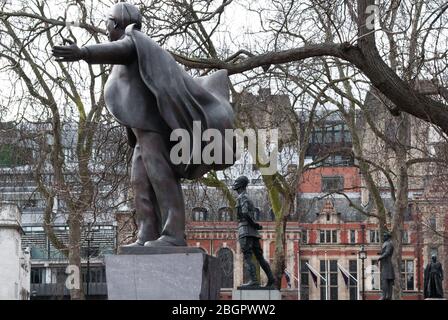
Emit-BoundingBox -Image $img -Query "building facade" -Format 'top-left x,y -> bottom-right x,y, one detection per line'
0,203 -> 30,300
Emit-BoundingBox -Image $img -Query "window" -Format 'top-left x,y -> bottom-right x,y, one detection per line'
319,230 -> 338,243
329,260 -> 338,300
31,268 -> 45,284
320,260 -> 338,300
349,230 -> 356,244
82,267 -> 106,284
30,247 -> 46,259
349,260 -> 358,300
301,230 -> 308,244
81,247 -> 100,258
368,260 -> 381,290
312,124 -> 350,145
321,176 -> 344,193
429,216 -> 437,229
23,226 -> 44,233
369,230 -> 380,243
332,230 -> 337,242
324,130 -> 333,143
320,230 -> 325,243
402,230 -> 409,244
50,267 -> 67,284
300,260 -> 310,300
401,260 -> 414,291
344,130 -> 352,143
313,129 -> 323,143
24,199 -> 37,208
53,226 -> 68,231
334,130 -> 342,143
218,207 -> 233,222
192,207 -> 208,221
99,226 -> 114,230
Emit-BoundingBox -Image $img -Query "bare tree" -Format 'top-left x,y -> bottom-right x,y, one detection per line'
0,0 -> 132,299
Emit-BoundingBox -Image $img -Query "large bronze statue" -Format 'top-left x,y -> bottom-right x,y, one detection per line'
424,255 -> 444,299
378,232 -> 394,300
233,176 -> 275,288
53,3 -> 234,247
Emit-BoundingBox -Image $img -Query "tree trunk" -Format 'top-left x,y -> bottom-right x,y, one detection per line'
391,115 -> 410,300
68,211 -> 84,300
272,211 -> 287,288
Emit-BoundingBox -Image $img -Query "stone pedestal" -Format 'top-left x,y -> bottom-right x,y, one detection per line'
105,246 -> 221,300
232,288 -> 282,300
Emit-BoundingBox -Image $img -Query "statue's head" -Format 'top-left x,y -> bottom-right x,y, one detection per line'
232,175 -> 249,193
106,3 -> 142,41
383,231 -> 391,242
431,254 -> 437,263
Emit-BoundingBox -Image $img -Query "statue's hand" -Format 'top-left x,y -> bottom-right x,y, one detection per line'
52,39 -> 84,62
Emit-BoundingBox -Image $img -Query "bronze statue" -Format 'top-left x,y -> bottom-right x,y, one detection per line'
424,254 -> 444,299
233,176 -> 275,288
52,3 -> 234,247
378,232 -> 394,300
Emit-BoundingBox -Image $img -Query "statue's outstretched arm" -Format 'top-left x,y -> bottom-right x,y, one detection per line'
52,37 -> 136,65
83,36 -> 137,65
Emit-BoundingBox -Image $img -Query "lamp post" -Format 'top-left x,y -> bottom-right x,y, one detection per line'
358,245 -> 367,300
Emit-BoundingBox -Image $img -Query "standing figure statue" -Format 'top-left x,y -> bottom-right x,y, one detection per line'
52,3 -> 234,247
233,176 -> 275,288
424,255 -> 444,299
378,232 -> 394,300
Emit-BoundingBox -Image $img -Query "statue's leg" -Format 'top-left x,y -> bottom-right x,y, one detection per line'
125,144 -> 161,246
252,239 -> 275,287
387,280 -> 394,300
134,129 -> 186,246
240,237 -> 259,287
380,277 -> 387,300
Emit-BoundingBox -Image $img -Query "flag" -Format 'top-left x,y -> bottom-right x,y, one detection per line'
284,269 -> 292,288
338,264 -> 353,287
305,263 -> 320,288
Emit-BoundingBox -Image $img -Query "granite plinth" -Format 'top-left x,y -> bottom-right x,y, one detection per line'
236,286 -> 275,290
105,249 -> 221,300
118,245 -> 205,255
232,289 -> 281,300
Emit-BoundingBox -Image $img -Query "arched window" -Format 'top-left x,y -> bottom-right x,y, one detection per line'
218,207 -> 233,221
217,248 -> 234,288
192,207 -> 208,221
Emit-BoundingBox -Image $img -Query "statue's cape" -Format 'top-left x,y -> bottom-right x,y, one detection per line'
126,25 -> 235,179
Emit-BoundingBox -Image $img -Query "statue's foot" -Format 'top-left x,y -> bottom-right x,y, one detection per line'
264,279 -> 275,288
144,236 -> 187,247
240,280 -> 260,288
122,240 -> 145,247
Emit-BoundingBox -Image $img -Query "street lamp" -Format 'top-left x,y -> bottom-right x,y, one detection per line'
358,245 -> 367,300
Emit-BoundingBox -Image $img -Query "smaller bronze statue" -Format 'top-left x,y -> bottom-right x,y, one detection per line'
424,254 -> 444,299
233,176 -> 275,288
378,231 -> 394,300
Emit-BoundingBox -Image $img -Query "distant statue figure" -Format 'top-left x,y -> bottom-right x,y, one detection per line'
233,176 -> 275,288
378,232 -> 394,300
424,255 -> 444,299
52,3 -> 234,247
